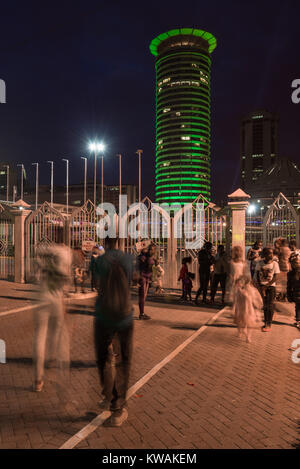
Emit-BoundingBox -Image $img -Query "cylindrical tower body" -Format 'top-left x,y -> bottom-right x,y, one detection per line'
150,28 -> 217,204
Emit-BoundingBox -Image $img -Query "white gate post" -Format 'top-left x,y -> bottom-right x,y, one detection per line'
167,217 -> 177,289
11,204 -> 31,283
228,189 -> 250,258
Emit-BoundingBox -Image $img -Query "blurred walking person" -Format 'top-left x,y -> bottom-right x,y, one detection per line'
33,244 -> 71,393
247,240 -> 262,278
137,244 -> 155,320
232,275 -> 263,343
287,253 -> 300,329
226,246 -> 249,304
94,237 -> 134,426
152,258 -> 164,294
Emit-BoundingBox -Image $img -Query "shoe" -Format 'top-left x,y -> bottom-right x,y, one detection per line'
105,408 -> 128,427
34,380 -> 44,392
98,398 -> 111,411
294,321 -> 300,329
262,326 -> 271,332
246,337 -> 252,343
139,314 -> 151,320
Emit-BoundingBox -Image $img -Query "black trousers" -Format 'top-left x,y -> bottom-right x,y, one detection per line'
94,317 -> 133,411
262,286 -> 276,326
211,273 -> 227,301
196,269 -> 210,301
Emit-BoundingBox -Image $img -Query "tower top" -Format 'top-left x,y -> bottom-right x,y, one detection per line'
149,28 -> 217,57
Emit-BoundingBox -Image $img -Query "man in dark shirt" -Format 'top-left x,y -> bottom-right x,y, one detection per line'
195,241 -> 215,304
94,237 -> 134,426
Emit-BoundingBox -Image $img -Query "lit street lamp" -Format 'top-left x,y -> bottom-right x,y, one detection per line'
88,141 -> 105,208
117,154 -> 122,198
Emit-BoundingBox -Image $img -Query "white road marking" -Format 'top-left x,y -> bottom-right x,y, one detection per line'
60,305 -> 228,449
0,293 -> 97,318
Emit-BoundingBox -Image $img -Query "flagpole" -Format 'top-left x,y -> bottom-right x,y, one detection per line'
32,163 -> 39,210
47,161 -> 54,206
4,165 -> 9,202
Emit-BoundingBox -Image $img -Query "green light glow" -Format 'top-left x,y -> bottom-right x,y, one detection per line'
151,28 -> 216,204
149,28 -> 217,56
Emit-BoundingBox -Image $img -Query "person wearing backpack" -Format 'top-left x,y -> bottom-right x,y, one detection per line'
94,237 -> 134,427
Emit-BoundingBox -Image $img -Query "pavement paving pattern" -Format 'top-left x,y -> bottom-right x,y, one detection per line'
0,286 -> 299,449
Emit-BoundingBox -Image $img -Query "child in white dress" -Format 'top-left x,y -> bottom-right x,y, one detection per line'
232,275 -> 263,343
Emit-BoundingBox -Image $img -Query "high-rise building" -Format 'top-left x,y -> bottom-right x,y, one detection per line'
240,110 -> 279,192
150,28 -> 217,204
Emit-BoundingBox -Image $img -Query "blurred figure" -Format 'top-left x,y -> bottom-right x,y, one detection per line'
247,240 -> 263,278
253,247 -> 280,332
232,276 -> 263,343
72,247 -> 87,293
184,271 -> 195,301
277,239 -> 291,300
287,254 -> 300,329
178,256 -> 192,300
137,244 -> 155,320
152,258 -> 164,294
289,240 -> 300,264
195,242 -> 215,304
89,246 -> 100,292
210,245 -> 228,304
33,244 -> 71,392
94,237 -> 133,427
226,246 -> 249,304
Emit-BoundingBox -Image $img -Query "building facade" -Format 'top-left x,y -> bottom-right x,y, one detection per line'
240,110 -> 279,192
150,28 -> 217,204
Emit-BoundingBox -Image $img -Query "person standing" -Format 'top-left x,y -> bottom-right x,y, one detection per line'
89,246 -> 100,291
137,244 -> 155,320
210,245 -> 228,304
254,247 -> 280,332
195,242 -> 215,304
72,247 -> 87,293
33,244 -> 71,393
152,258 -> 165,294
287,254 -> 300,329
178,257 -> 192,300
94,237 -> 134,426
247,240 -> 262,278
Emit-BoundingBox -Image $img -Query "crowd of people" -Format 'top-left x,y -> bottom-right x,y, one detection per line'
179,238 -> 300,338
31,236 -> 300,428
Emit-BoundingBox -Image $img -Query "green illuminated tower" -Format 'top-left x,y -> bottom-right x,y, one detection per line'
150,28 -> 217,204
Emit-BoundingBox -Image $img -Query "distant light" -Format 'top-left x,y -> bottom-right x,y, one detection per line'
247,204 -> 256,214
88,142 -> 105,153
257,199 -> 260,203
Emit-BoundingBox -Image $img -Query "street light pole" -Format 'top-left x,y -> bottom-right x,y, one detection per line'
32,163 -> 39,210
47,161 -> 54,206
62,159 -> 69,215
94,150 -> 97,209
136,149 -> 143,204
101,155 -> 104,205
17,164 -> 24,200
4,165 -> 9,202
117,154 -> 122,197
81,157 -> 87,205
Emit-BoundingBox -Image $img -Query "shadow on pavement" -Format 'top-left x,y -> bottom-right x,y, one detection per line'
5,357 -> 96,369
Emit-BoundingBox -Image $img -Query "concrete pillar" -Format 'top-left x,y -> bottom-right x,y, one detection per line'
228,189 -> 250,258
12,208 -> 31,283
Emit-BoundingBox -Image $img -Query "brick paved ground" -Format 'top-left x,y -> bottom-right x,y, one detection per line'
0,280 -> 299,449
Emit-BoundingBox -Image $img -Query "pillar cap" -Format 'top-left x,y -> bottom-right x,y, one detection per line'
228,188 -> 250,199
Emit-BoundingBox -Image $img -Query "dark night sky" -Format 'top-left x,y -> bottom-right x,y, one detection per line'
0,0 -> 300,202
